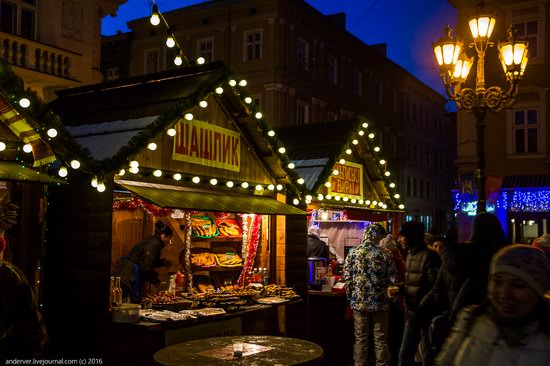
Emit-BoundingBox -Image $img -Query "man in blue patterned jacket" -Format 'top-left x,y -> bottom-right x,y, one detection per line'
344,224 -> 397,366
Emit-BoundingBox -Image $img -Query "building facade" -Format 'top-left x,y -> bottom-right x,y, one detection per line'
102,0 -> 456,232
450,0 -> 549,242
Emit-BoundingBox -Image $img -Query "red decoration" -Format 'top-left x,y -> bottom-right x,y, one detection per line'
112,197 -> 174,217
237,214 -> 262,287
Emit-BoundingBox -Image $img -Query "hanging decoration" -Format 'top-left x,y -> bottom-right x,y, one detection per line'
183,211 -> 193,292
237,214 -> 261,287
112,196 -> 174,217
239,214 -> 250,263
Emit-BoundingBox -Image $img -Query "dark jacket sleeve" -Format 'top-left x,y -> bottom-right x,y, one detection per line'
138,237 -> 162,285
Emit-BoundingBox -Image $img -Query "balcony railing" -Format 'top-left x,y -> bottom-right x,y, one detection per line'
0,32 -> 79,80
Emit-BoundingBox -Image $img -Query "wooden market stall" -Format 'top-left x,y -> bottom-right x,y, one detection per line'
32,62 -> 311,361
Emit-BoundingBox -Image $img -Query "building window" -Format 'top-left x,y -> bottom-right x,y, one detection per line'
197,38 -> 214,63
244,29 -> 262,60
106,67 -> 119,81
406,100 -> 411,119
390,91 -> 397,112
297,38 -> 309,70
327,111 -> 338,121
325,55 -> 337,84
144,49 -> 159,74
352,69 -> 362,96
513,20 -> 538,58
407,176 -> 411,197
513,109 -> 539,153
375,82 -> 382,105
0,0 -> 36,39
296,100 -> 309,125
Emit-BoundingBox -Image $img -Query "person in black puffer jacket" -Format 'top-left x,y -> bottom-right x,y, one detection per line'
391,221 -> 440,366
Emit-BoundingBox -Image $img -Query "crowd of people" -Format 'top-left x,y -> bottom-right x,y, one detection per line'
343,213 -> 550,366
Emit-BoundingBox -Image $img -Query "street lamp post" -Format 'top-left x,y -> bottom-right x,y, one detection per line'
432,2 -> 528,214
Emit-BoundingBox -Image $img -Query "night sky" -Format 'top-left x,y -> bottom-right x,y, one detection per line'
101,0 -> 457,96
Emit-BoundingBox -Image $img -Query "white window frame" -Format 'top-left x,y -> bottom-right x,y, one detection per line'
506,90 -> 547,158
0,0 -> 37,39
243,29 -> 262,61
505,2 -> 546,63
511,108 -> 540,154
197,37 -> 214,63
296,100 -> 309,125
297,37 -> 309,70
106,67 -> 119,81
144,48 -> 159,74
326,55 -> 338,84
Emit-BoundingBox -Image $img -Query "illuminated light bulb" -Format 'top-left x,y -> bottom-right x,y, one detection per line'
174,54 -> 183,66
368,133 -> 375,139
129,161 -> 139,168
278,147 -> 286,154
389,183 -> 396,188
129,167 -> 139,174
255,112 -> 263,119
19,98 -> 30,108
383,204 -> 387,209
384,171 -> 391,177
346,149 -> 352,155
239,80 -> 247,87
362,122 -> 368,128
320,212 -> 329,220
334,196 -> 341,201
267,130 -> 275,137
288,163 -> 295,169
192,176 -> 200,183
0,142 -> 5,151
326,195 -> 332,200
372,200 -> 378,206
23,144 -> 32,153
153,170 -> 162,177
70,160 -> 80,169
228,80 -> 237,86
394,193 -> 400,199
306,195 -> 312,201
118,169 -> 125,176
359,199 -> 364,204
339,159 -> 346,164
215,87 -> 224,94
297,178 -> 304,185
267,184 -> 275,191
324,182 -> 331,188
165,33 -> 175,48
365,200 -> 371,205
150,5 -> 160,26
378,202 -> 384,207
244,97 -> 253,104
167,128 -> 177,136
379,159 -> 386,165
184,113 -> 193,121
196,57 -> 205,64
358,130 -> 364,136
343,197 -> 349,202
199,100 -> 208,108
210,178 -> 218,185
351,199 -> 357,203
91,177 -> 98,187
97,182 -> 106,192
293,198 -> 299,205
276,184 -> 283,191
241,182 -> 249,188
374,146 -> 381,152
58,166 -> 68,177
47,128 -> 58,138
147,142 -> 157,151
399,204 -> 405,210
255,184 -> 263,191
352,139 -> 358,145
317,194 -> 324,200
226,181 -> 234,188
332,169 -> 339,175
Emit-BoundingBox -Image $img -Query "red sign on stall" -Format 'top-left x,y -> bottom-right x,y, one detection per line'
328,161 -> 363,200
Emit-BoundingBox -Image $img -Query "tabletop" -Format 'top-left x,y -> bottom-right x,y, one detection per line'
153,335 -> 323,366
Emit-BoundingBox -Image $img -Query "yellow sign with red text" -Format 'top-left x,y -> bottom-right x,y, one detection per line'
328,161 -> 363,200
172,119 -> 241,172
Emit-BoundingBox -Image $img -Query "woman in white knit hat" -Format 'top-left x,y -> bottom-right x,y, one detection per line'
436,244 -> 550,366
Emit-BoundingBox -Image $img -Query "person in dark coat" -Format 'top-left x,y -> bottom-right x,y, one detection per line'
0,236 -> 47,362
390,221 -> 440,366
307,225 -> 329,260
116,221 -> 173,302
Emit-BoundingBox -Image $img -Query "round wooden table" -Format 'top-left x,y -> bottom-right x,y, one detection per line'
153,335 -> 323,365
